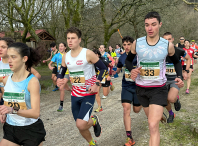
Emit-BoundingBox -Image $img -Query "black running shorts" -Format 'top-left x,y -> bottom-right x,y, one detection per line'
182,65 -> 193,70
136,85 -> 168,107
3,119 -> 46,146
101,80 -> 110,87
52,66 -> 57,74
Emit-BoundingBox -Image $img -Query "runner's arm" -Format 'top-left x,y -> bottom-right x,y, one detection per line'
107,54 -> 115,65
125,40 -> 137,72
184,53 -> 191,71
57,54 -> 67,79
168,43 -> 182,79
87,50 -> 107,82
48,61 -> 55,70
175,43 -> 178,47
116,58 -> 123,74
30,67 -> 41,79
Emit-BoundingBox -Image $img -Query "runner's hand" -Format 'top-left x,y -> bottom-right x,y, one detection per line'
0,105 -> 12,115
0,114 -> 6,123
49,66 -> 54,71
183,71 -> 188,80
88,84 -> 98,94
112,70 -> 117,75
43,60 -> 46,63
57,78 -> 66,88
175,78 -> 184,88
131,67 -> 142,81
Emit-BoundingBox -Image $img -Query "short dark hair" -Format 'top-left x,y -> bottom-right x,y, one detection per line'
163,32 -> 173,37
50,42 -> 56,48
116,44 -> 121,47
0,37 -> 14,46
145,11 -> 161,23
92,49 -> 101,57
122,36 -> 134,44
59,42 -> 66,47
184,40 -> 190,43
66,27 -> 82,38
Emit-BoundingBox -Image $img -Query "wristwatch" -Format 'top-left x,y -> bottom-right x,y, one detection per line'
185,70 -> 189,73
177,76 -> 183,80
95,82 -> 100,86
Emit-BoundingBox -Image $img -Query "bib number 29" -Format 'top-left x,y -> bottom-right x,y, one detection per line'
8,102 -> 20,109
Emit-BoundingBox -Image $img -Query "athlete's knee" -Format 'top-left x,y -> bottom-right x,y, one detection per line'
133,106 -> 141,113
148,120 -> 159,133
76,121 -> 86,131
123,106 -> 131,116
167,95 -> 177,103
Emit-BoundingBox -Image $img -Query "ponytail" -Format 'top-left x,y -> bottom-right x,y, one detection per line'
8,42 -> 42,71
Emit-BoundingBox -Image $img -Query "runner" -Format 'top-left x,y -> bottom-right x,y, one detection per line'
115,44 -> 124,65
57,27 -> 104,146
125,12 -> 184,146
175,36 -> 185,49
112,36 -> 142,146
0,38 -> 14,106
190,40 -> 198,64
163,32 -> 191,123
0,42 -> 46,146
182,40 -> 198,94
99,45 -> 115,96
48,42 -> 71,112
0,38 -> 42,106
92,49 -> 109,112
43,42 -> 59,91
108,46 -> 117,77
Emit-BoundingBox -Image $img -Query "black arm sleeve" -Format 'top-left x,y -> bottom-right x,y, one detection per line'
57,66 -> 67,79
169,53 -> 183,79
94,59 -> 108,81
125,51 -> 136,72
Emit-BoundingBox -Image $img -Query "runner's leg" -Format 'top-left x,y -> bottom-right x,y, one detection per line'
0,139 -> 20,146
148,104 -> 164,146
186,68 -> 193,90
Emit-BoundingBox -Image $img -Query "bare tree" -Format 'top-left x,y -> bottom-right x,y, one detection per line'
0,0 -> 51,42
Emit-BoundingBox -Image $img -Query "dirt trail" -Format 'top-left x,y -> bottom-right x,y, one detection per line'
0,65 -> 198,146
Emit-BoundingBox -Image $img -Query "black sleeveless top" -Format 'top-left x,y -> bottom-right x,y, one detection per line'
178,43 -> 185,49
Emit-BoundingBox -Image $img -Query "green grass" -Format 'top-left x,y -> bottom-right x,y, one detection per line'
35,65 -> 53,93
160,119 -> 198,146
35,64 -> 71,94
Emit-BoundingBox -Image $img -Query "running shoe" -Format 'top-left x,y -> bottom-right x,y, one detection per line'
124,137 -> 135,146
160,112 -> 167,123
89,140 -> 98,146
92,115 -> 101,137
174,99 -> 181,111
57,105 -> 63,112
185,89 -> 189,94
101,95 -> 107,99
94,107 -> 103,112
110,84 -> 115,91
52,87 -> 59,91
167,113 -> 176,123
